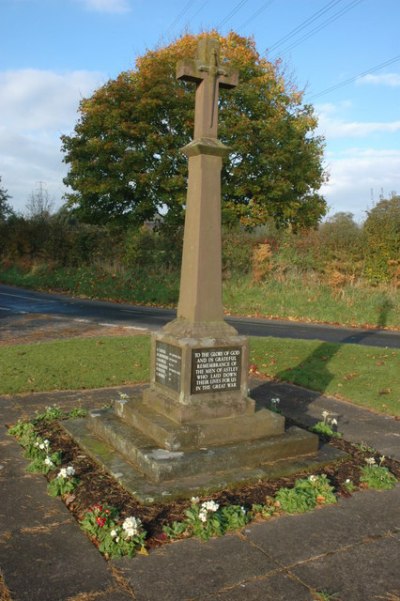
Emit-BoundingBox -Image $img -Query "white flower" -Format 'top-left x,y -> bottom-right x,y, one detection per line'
34,441 -> 40,448
241,506 -> 246,515
201,500 -> 219,513
379,455 -> 385,465
330,418 -> 338,426
119,393 -> 129,400
271,397 -> 280,404
65,465 -> 75,477
110,529 -> 118,539
345,479 -> 351,484
44,456 -> 54,467
198,509 -> 208,523
321,410 -> 329,422
57,468 -> 68,479
191,496 -> 200,504
39,443 -> 46,450
365,457 -> 376,466
122,516 -> 141,538
308,475 -> 317,482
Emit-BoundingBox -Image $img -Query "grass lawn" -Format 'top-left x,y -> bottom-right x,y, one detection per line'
1,335 -> 399,417
0,336 -> 150,395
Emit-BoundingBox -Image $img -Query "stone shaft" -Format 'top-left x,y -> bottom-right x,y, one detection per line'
177,152 -> 224,322
175,38 -> 238,324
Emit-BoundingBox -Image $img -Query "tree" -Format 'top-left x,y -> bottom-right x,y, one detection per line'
25,182 -> 54,220
363,195 -> 400,281
0,177 -> 14,222
61,32 -> 327,230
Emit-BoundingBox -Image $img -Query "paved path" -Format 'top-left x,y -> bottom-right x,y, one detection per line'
1,382 -> 399,601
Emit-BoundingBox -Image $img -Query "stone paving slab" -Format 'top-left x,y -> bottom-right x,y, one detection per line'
245,486 -> 400,565
211,573 -> 314,601
292,535 -> 400,601
115,535 -> 279,601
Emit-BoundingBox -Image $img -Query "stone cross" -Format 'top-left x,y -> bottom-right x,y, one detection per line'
176,38 -> 238,139
174,38 -> 238,327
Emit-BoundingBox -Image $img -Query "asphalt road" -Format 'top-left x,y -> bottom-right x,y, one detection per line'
1,283 -> 400,348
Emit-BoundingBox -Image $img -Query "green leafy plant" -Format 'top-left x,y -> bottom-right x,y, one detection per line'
275,474 -> 337,514
269,397 -> 281,413
251,501 -> 277,520
360,457 -> 397,490
21,435 -> 61,474
313,591 -> 340,601
80,504 -> 147,558
343,478 -> 356,493
163,499 -> 250,542
67,407 -> 88,418
47,465 -> 79,497
312,410 -> 342,438
8,420 -> 36,447
33,404 -> 64,423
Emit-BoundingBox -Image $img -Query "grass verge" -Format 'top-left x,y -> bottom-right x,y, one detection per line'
251,337 -> 400,416
0,336 -> 150,394
1,264 -> 400,328
1,335 -> 399,416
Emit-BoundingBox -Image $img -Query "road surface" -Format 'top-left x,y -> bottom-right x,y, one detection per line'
1,283 -> 399,348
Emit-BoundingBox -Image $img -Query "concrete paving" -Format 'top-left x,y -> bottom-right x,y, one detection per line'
1,381 -> 399,601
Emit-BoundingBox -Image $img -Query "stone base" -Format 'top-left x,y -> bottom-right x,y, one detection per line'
60,387 -> 333,504
63,415 -> 344,504
120,395 -> 285,451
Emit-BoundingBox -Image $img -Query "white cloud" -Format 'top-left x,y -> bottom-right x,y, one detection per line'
0,69 -> 104,131
357,73 -> 400,87
322,149 -> 400,220
77,0 -> 131,13
0,69 -> 105,212
316,103 -> 400,138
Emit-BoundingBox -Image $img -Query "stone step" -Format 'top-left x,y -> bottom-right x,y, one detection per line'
113,398 -> 285,451
80,408 -> 319,484
62,417 -> 344,504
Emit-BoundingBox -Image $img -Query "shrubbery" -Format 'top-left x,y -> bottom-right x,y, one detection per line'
0,196 -> 399,291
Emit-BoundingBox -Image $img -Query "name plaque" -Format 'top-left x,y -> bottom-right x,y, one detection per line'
191,347 -> 241,394
155,341 -> 182,392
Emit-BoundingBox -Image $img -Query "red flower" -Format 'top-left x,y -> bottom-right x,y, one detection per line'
96,516 -> 106,527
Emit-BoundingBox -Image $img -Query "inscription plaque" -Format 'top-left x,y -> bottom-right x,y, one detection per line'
155,341 -> 182,392
191,347 -> 241,394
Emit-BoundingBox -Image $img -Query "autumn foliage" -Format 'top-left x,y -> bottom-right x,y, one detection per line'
61,32 -> 327,229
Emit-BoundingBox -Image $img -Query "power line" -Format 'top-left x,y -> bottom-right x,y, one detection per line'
167,0 -> 195,35
189,0 -> 209,23
238,0 -> 275,30
279,0 -> 365,55
309,53 -> 400,100
268,0 -> 344,53
216,0 -> 251,29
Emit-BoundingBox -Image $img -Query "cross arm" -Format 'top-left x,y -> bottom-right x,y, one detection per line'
176,59 -> 238,89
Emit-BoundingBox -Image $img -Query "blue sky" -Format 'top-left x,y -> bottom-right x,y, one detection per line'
1,0 -> 399,221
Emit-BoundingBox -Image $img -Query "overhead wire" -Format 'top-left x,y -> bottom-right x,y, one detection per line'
268,0 -> 344,53
238,0 -> 275,30
216,0 -> 251,29
166,0 -> 195,35
189,0 -> 210,23
309,53 -> 400,100
279,0 -> 365,55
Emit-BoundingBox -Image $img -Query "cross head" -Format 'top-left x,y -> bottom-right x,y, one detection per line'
176,38 -> 238,140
